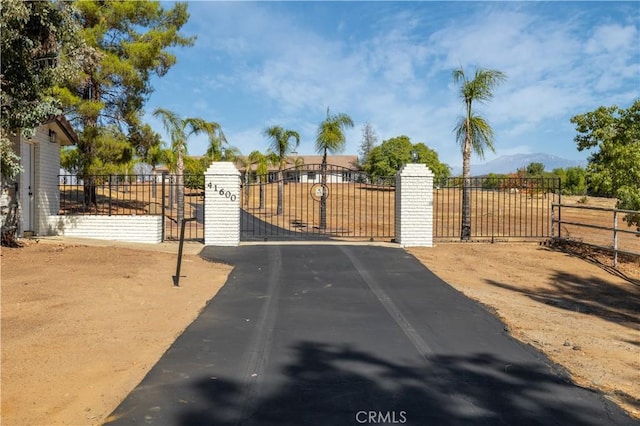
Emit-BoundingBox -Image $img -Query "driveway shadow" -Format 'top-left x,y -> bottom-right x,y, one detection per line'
545,242 -> 640,286
240,209 -> 334,242
177,341 -> 626,426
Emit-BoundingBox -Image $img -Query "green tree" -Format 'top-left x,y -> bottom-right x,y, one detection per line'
1,0 -> 83,135
315,108 -> 354,229
482,173 -> 507,190
364,136 -> 411,179
525,162 -> 545,177
563,166 -> 587,195
453,67 -> 507,240
153,108 -> 222,224
248,150 -> 271,209
53,1 -> 193,204
263,125 -> 300,215
359,122 -> 379,167
203,127 -> 230,162
1,0 -> 84,245
571,100 -> 640,227
130,124 -> 162,170
363,136 -> 450,183
413,142 -> 451,184
235,154 -> 252,206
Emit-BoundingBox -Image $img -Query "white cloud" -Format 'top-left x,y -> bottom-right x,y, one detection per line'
147,2 -> 639,167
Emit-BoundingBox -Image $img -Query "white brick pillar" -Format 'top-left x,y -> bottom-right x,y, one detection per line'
205,162 -> 241,246
395,163 -> 434,247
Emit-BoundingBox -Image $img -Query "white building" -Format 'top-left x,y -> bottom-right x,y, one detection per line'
2,115 -> 78,237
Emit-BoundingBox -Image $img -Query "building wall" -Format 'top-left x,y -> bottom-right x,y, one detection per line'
34,128 -> 61,235
299,172 -> 344,184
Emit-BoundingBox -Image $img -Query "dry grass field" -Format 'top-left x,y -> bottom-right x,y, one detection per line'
241,182 -> 560,241
241,182 -> 396,238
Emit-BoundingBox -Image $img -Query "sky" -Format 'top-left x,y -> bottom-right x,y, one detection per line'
144,1 -> 640,169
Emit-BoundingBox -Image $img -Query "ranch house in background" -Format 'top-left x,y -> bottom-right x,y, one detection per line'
153,154 -> 362,184
1,115 -> 78,237
235,154 -> 361,183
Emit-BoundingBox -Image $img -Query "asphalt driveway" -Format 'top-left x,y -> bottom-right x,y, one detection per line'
106,244 -> 636,425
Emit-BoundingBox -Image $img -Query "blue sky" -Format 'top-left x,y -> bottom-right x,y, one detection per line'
144,1 -> 640,168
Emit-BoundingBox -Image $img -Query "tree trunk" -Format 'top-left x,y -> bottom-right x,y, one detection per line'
461,137 -> 472,240
1,182 -> 21,247
277,170 -> 283,215
244,171 -> 249,207
83,179 -> 97,209
82,79 -> 100,209
319,149 -> 327,230
259,178 -> 265,210
152,166 -> 157,199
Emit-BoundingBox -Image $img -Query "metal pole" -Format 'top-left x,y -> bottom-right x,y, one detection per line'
161,172 -> 167,242
108,175 -> 112,216
557,178 -> 562,240
551,204 -> 555,239
173,217 -> 196,286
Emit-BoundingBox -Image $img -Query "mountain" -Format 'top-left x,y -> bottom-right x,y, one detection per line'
450,153 -> 587,176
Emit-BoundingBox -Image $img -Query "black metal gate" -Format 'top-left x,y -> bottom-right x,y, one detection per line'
240,164 -> 395,241
434,177 -> 561,240
58,173 -> 205,242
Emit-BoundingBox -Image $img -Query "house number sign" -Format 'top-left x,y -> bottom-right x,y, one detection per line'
207,182 -> 237,202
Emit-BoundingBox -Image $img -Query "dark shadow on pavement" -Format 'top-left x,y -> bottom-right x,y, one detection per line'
240,209 -> 334,242
177,341 -> 628,426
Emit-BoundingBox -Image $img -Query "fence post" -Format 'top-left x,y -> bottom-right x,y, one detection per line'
161,171 -> 167,242
395,163 -> 433,247
204,162 -> 241,246
551,204 -> 555,239
557,178 -> 562,239
108,175 -> 112,216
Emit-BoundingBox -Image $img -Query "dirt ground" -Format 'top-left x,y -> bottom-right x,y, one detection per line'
1,238 -> 639,425
410,242 -> 640,420
1,239 -> 232,426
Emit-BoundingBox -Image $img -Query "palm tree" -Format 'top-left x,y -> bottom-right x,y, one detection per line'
453,67 -> 506,240
263,125 -> 300,215
248,150 -> 270,209
153,108 -> 223,224
315,107 -> 354,229
203,126 -> 230,161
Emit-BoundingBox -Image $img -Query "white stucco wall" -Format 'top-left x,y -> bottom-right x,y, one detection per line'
204,162 -> 241,246
395,163 -> 434,247
46,215 -> 162,243
34,130 -> 61,235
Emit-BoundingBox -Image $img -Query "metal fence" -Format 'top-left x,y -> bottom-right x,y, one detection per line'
552,203 -> 640,266
58,173 -> 204,241
240,165 -> 396,241
434,177 -> 561,240
58,173 -> 566,243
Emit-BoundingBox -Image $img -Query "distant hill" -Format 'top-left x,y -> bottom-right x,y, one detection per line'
450,153 -> 587,176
